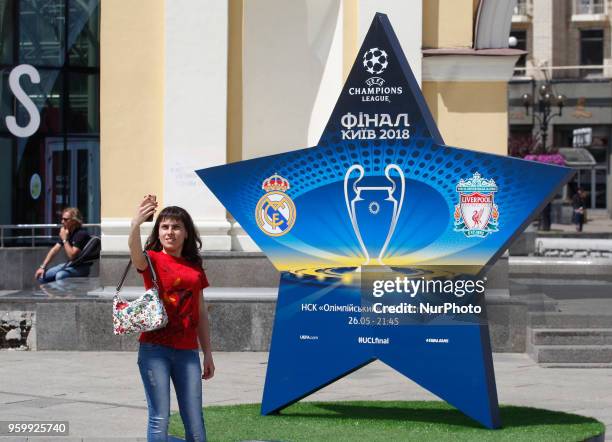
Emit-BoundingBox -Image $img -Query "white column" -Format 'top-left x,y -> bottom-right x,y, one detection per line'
165,0 -> 231,251
242,0 -> 345,158
532,0 -> 553,67
358,1 -> 422,85
238,0 -> 346,251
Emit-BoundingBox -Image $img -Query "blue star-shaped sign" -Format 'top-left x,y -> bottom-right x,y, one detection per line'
196,14 -> 573,429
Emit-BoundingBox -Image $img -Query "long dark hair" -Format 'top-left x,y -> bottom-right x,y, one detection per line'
144,206 -> 203,267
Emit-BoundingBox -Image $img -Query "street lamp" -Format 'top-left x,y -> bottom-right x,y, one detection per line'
521,82 -> 566,152
520,81 -> 566,231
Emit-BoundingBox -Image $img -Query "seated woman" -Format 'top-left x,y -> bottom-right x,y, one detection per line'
34,207 -> 96,283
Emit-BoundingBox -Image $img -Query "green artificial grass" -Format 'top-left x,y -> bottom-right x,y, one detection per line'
168,400 -> 605,442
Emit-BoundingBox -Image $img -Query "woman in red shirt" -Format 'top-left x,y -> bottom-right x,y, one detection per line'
129,196 -> 214,441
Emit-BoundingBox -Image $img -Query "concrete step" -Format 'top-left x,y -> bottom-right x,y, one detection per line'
532,328 -> 612,346
509,256 -> 612,277
89,286 -> 278,302
531,345 -> 612,364
524,301 -> 558,313
540,362 -> 612,369
535,237 -> 612,255
512,293 -> 559,312
100,252 -> 280,288
529,313 -> 612,328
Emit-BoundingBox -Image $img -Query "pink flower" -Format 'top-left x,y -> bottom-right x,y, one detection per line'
523,154 -> 566,166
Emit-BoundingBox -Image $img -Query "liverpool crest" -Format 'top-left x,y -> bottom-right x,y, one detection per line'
255,174 -> 296,237
454,172 -> 499,238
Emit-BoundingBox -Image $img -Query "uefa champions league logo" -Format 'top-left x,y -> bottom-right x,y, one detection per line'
454,172 -> 499,238
363,47 -> 389,75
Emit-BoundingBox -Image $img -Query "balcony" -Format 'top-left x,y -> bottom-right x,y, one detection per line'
512,64 -> 611,80
512,0 -> 532,23
572,0 -> 607,22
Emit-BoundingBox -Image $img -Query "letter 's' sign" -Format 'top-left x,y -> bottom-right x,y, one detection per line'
5,64 -> 41,138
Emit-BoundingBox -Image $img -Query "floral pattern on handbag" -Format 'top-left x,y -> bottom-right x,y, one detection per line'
112,251 -> 168,335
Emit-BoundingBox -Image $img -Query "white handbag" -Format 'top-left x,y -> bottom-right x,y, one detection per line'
112,251 -> 168,335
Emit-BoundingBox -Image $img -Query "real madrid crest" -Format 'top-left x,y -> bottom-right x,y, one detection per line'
454,172 -> 499,238
255,174 -> 296,237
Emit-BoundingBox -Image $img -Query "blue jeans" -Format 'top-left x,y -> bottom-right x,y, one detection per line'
38,263 -> 91,283
138,343 -> 207,442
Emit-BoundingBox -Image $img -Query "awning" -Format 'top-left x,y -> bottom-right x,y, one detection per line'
557,147 -> 596,168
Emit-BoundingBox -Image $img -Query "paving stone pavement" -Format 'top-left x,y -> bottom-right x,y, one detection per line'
0,352 -> 610,441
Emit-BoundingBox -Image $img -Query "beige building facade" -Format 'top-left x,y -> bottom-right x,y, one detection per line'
100,0 -> 520,258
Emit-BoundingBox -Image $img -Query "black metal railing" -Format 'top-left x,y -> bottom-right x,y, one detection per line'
0,224 -> 101,247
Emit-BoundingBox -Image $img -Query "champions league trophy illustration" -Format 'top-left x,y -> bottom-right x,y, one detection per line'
344,164 -> 405,266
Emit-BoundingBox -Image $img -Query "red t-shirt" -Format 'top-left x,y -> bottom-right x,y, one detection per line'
138,250 -> 209,349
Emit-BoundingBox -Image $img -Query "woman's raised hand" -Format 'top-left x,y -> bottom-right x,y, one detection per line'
132,195 -> 158,227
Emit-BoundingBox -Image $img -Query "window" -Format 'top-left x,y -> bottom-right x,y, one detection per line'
513,0 -> 532,16
0,0 -> 100,235
554,125 -> 609,209
510,30 -> 527,71
580,29 -> 604,76
0,1 -> 14,64
575,0 -> 605,15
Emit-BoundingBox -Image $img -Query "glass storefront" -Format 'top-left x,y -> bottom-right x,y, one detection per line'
509,75 -> 612,213
0,0 -> 100,231
555,125 -> 610,209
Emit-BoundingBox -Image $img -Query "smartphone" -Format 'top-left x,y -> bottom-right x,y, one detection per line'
146,195 -> 157,222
